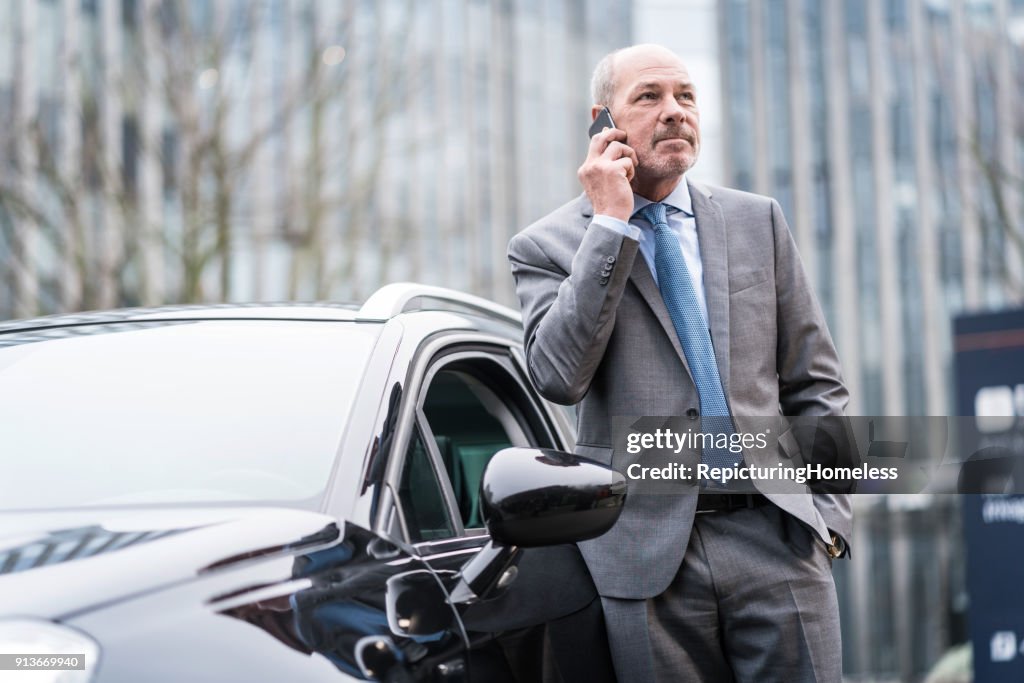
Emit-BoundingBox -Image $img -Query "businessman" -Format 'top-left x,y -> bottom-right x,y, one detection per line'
508,44 -> 851,682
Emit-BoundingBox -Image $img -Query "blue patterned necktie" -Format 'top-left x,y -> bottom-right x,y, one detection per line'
638,202 -> 741,478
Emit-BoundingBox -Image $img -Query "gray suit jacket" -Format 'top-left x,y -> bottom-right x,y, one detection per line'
508,180 -> 852,600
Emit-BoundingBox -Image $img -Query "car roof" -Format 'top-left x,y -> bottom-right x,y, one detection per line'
0,283 -> 523,336
0,303 -> 363,336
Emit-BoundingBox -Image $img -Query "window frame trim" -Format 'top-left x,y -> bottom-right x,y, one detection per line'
392,416 -> 463,542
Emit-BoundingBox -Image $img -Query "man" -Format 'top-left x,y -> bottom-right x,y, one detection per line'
507,44 -> 851,682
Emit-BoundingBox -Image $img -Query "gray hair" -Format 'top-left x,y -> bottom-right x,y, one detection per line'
590,49 -> 622,106
592,44 -> 684,106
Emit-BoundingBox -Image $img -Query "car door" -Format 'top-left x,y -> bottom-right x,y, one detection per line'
391,341 -> 612,682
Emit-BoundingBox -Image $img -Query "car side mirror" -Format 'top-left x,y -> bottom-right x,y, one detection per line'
480,447 -> 627,547
448,448 -> 626,605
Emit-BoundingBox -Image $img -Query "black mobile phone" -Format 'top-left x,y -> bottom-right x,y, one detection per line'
588,107 -> 616,138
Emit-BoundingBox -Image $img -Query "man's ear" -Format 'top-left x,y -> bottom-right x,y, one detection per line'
591,105 -> 603,122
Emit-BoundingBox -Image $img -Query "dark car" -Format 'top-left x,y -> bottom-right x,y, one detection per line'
0,284 -> 624,683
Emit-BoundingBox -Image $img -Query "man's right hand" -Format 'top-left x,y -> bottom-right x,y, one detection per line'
577,128 -> 638,222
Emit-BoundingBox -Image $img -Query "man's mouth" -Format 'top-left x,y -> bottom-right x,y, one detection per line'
654,133 -> 694,146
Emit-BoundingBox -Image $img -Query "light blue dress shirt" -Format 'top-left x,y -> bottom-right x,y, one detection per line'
590,177 -> 709,325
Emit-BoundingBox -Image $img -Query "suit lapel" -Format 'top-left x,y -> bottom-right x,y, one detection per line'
579,195 -> 685,359
587,202 -> 695,383
628,258 -> 692,380
689,181 -> 731,397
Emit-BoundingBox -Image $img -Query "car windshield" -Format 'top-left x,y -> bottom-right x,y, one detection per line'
0,319 -> 379,510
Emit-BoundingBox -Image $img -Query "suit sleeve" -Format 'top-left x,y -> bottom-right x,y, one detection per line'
507,223 -> 640,405
770,198 -> 855,553
771,198 -> 848,416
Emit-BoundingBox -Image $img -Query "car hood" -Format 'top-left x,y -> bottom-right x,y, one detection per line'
0,506 -> 344,620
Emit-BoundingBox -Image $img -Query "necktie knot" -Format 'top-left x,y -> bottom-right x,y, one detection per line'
638,202 -> 669,230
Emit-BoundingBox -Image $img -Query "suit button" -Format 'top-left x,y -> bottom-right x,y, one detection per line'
606,256 -> 616,264
599,277 -> 609,285
686,408 -> 699,419
601,267 -> 612,276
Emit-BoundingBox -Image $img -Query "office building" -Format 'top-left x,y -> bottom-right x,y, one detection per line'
0,0 -> 632,318
718,0 -> 1023,679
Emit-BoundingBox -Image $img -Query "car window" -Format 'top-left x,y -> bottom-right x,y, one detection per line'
420,355 -> 555,531
397,424 -> 456,542
394,350 -> 561,543
423,370 -> 516,529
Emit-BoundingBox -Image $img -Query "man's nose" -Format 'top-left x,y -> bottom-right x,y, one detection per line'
660,96 -> 688,123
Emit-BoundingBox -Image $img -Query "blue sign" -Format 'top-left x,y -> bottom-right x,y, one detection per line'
956,308 -> 1024,682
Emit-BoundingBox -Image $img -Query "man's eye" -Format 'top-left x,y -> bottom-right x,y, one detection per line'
640,92 -> 657,100
680,92 -> 695,101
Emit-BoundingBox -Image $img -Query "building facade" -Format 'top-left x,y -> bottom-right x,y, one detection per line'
719,0 -> 1023,418
718,0 -> 1023,680
0,0 -> 632,318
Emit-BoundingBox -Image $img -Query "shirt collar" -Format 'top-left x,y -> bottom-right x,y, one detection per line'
632,175 -> 693,219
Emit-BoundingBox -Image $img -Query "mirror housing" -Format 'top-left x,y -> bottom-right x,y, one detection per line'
480,448 -> 626,548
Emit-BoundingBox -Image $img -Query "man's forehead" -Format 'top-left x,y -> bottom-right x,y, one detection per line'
628,71 -> 695,89
614,48 -> 692,89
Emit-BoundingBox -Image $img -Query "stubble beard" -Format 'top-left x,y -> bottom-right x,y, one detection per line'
635,143 -> 698,187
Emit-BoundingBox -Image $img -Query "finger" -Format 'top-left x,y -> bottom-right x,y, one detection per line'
602,141 -> 637,167
588,126 -> 628,156
622,144 -> 639,169
613,157 -> 635,181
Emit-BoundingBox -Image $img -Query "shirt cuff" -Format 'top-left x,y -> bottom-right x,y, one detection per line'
592,214 -> 641,241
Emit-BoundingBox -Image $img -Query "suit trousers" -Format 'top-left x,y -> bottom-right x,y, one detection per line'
601,504 -> 841,683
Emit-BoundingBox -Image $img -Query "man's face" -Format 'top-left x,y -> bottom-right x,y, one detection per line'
605,47 -> 701,181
